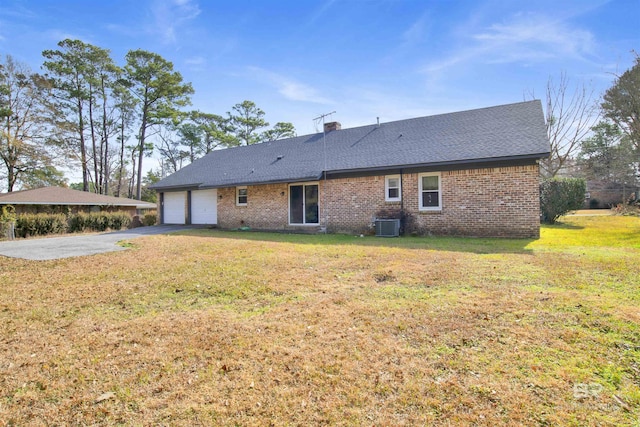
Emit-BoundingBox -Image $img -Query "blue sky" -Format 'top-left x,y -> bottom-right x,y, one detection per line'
1,0 -> 638,165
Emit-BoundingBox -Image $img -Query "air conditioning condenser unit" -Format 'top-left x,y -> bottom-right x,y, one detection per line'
375,219 -> 400,237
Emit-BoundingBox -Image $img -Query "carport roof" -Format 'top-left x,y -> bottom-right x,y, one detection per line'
0,187 -> 157,209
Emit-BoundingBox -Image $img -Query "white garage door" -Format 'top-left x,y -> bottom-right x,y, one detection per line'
163,191 -> 186,224
191,189 -> 217,225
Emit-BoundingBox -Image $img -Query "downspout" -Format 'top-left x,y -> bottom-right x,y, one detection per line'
400,170 -> 405,234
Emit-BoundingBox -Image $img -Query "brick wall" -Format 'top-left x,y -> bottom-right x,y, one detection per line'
322,165 -> 541,238
322,175 -> 392,233
217,183 -> 294,230
215,164 -> 541,238
413,165 -> 540,238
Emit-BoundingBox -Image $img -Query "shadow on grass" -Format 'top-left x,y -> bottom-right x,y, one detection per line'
545,221 -> 585,230
172,228 -> 536,255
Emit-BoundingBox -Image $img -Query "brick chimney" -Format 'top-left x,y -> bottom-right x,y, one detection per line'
324,121 -> 341,132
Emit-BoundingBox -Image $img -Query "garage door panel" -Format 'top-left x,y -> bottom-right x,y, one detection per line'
191,189 -> 217,224
163,192 -> 186,224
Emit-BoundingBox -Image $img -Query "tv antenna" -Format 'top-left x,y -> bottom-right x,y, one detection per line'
313,111 -> 336,133
313,111 -> 336,234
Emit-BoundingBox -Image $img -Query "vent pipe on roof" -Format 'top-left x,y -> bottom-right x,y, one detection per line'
377,117 -> 380,127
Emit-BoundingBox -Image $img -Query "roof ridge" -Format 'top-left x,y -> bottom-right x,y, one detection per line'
201,100 -> 544,155
151,100 -> 550,191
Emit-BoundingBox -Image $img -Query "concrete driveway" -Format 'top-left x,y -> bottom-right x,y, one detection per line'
0,225 -> 194,261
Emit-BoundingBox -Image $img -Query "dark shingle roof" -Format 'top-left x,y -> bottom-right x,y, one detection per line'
0,187 -> 156,208
152,100 -> 550,190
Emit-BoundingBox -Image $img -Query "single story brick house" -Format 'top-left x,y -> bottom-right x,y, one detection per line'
150,100 -> 550,238
0,186 -> 156,215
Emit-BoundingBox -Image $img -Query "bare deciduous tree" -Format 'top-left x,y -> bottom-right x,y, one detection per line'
0,56 -> 63,192
530,73 -> 601,178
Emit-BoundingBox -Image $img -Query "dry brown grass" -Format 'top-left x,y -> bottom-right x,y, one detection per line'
1,216 -> 639,426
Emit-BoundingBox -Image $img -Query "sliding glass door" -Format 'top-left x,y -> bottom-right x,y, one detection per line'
289,183 -> 319,225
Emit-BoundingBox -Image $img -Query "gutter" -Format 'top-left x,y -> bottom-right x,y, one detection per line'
150,153 -> 549,191
153,175 -> 324,191
324,153 -> 550,177
0,201 -> 156,208
196,175 -> 323,190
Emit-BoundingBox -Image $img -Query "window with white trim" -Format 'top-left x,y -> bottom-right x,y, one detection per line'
419,172 -> 441,211
236,186 -> 247,206
385,175 -> 401,202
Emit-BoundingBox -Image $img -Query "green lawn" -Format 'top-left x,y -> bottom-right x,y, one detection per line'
0,215 -> 639,426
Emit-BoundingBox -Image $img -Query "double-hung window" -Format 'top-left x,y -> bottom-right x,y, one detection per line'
289,183 -> 319,225
385,175 -> 401,202
419,172 -> 441,211
236,186 -> 247,206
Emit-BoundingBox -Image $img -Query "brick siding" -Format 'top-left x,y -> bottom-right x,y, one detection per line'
217,183 -> 294,231
412,165 -> 540,238
215,164 -> 541,238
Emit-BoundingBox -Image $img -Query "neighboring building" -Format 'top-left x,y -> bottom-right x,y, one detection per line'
150,101 -> 550,238
0,187 -> 156,215
585,180 -> 639,209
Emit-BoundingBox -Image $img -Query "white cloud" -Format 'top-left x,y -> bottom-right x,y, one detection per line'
149,0 -> 201,44
423,12 -> 595,74
307,0 -> 338,26
46,29 -> 92,44
0,3 -> 38,20
186,56 -> 205,65
185,55 -> 206,71
402,13 -> 431,46
247,67 -> 334,105
474,13 -> 594,61
104,23 -> 140,38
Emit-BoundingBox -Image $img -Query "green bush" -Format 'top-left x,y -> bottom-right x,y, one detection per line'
15,213 -> 67,238
69,212 -> 131,233
540,178 -> 586,224
12,211 -> 133,238
142,212 -> 157,226
110,212 -> 132,230
68,212 -> 88,233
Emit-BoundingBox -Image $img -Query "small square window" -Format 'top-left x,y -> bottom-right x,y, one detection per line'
236,186 -> 247,206
385,175 -> 401,202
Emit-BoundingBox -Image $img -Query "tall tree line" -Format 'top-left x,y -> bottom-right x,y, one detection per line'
1,40 -> 296,199
577,53 -> 640,199
155,100 -> 296,176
